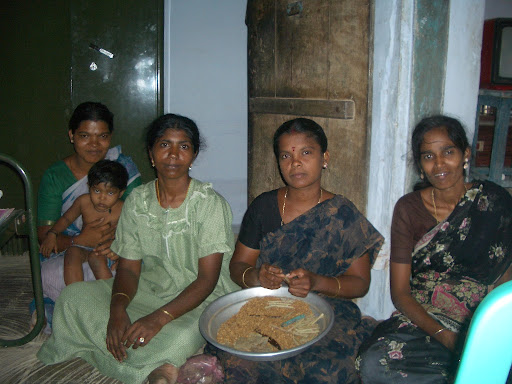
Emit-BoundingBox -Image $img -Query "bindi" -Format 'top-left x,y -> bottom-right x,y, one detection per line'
292,147 -> 295,152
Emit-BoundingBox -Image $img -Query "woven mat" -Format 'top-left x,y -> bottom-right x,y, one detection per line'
0,254 -> 122,384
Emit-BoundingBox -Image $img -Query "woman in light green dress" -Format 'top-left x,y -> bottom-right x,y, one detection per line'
38,114 -> 240,384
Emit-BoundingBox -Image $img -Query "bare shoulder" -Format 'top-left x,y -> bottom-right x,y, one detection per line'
110,199 -> 124,219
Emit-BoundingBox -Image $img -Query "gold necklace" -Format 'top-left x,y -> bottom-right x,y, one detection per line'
281,187 -> 323,226
156,179 -> 161,205
156,178 -> 192,207
431,183 -> 468,224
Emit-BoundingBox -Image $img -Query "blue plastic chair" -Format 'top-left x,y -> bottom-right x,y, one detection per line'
454,280 -> 512,383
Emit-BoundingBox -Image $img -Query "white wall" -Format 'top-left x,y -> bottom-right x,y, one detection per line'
164,0 -> 248,226
443,0 -> 485,140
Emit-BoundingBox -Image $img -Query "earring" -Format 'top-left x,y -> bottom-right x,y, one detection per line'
70,139 -> 74,144
463,159 -> 469,170
189,166 -> 192,171
420,171 -> 424,180
151,159 -> 155,167
323,163 -> 327,169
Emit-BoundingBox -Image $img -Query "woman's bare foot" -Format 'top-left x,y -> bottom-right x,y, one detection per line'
148,363 -> 178,384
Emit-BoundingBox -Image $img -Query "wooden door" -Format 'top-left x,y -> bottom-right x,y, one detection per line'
247,0 -> 371,212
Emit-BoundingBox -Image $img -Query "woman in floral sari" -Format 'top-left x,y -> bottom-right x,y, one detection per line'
357,115 -> 512,383
205,118 -> 384,383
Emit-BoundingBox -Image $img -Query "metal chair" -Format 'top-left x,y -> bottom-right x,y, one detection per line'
454,280 -> 512,383
0,153 -> 44,346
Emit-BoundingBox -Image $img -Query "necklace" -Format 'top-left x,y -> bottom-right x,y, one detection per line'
156,179 -> 161,206
156,178 -> 192,208
281,187 -> 323,226
431,183 -> 468,224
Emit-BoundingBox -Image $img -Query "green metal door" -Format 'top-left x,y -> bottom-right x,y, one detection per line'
71,0 -> 163,182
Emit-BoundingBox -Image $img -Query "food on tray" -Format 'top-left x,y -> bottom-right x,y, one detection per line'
216,296 -> 323,353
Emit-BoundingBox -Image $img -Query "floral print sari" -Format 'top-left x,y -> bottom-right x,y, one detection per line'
357,181 -> 512,383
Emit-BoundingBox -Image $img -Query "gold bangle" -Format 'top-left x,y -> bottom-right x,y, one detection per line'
433,327 -> 447,336
242,266 -> 254,288
160,309 -> 175,321
331,276 -> 341,298
112,292 -> 131,303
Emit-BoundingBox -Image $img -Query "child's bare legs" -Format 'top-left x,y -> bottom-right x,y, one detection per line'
87,251 -> 113,280
64,246 -> 88,285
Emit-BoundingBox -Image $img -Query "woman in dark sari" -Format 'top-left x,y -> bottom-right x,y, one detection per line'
205,118 -> 384,383
357,115 -> 512,383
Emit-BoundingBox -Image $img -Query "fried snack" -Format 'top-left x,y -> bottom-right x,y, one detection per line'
216,297 -> 323,352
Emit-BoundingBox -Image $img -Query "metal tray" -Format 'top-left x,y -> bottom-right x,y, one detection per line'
199,287 -> 335,361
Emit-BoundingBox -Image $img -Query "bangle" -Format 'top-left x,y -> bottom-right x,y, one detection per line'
112,292 -> 131,303
242,266 -> 254,288
330,276 -> 341,298
433,327 -> 447,336
160,309 -> 175,321
48,229 -> 58,236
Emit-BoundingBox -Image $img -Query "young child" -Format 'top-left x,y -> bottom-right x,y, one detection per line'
40,160 -> 128,285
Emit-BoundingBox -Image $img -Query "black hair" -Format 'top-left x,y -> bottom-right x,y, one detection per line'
411,115 -> 470,190
146,113 -> 202,155
69,102 -> 114,134
87,160 -> 128,191
273,118 -> 328,159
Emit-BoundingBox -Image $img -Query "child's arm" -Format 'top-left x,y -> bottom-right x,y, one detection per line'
39,197 -> 84,257
40,233 -> 58,258
96,200 -> 124,268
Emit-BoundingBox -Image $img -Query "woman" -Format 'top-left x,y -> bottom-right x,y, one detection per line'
37,113 -> 240,384
205,118 -> 384,383
357,115 -> 512,383
34,101 -> 141,327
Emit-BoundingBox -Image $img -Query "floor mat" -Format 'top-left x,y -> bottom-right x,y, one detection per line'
0,253 -> 123,384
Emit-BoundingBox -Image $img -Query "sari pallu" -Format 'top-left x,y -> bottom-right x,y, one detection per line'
356,180 -> 512,383
207,195 -> 384,384
258,195 -> 383,274
411,180 -> 512,329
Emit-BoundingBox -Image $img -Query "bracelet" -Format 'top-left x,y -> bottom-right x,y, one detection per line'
160,309 -> 175,321
433,327 -> 447,336
242,266 -> 254,288
112,292 -> 131,303
330,276 -> 341,298
47,229 -> 58,236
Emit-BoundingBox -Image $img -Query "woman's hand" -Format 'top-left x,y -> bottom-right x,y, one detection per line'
122,311 -> 167,350
106,305 -> 132,362
76,218 -> 116,248
436,329 -> 458,352
94,247 -> 120,270
285,268 -> 316,297
258,263 -> 286,289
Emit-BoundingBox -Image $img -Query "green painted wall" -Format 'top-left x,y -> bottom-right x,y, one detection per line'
0,1 -> 71,210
